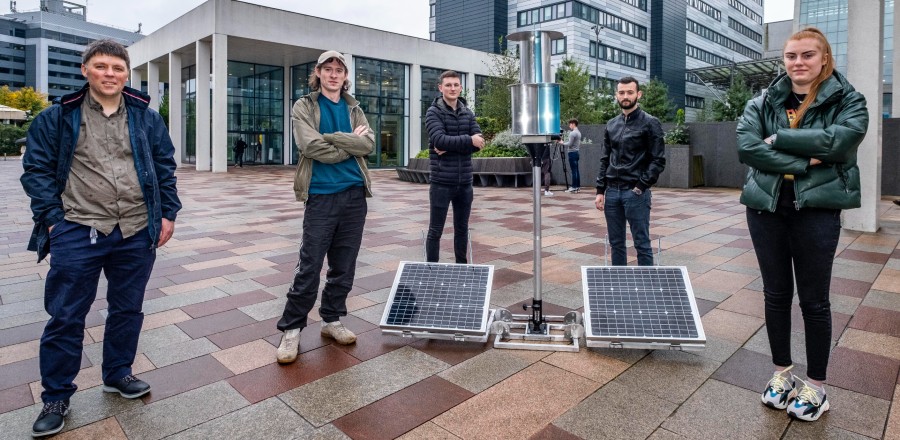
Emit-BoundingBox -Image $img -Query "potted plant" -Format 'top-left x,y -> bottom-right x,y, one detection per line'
660,109 -> 695,188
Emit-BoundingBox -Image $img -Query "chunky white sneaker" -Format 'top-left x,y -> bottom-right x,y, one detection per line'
543,190 -> 554,196
787,378 -> 830,421
321,321 -> 357,345
276,329 -> 301,364
565,187 -> 577,193
761,366 -> 797,410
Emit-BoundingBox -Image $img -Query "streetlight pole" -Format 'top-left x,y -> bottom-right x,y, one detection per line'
591,25 -> 603,90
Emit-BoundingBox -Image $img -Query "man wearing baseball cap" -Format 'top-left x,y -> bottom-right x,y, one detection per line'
275,50 -> 374,364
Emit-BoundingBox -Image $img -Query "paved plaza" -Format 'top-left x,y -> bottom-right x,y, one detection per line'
1,159 -> 899,439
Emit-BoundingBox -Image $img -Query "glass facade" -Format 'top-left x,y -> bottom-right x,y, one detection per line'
227,61 -> 284,165
355,57 -> 408,168
181,65 -> 197,164
289,62 -> 316,165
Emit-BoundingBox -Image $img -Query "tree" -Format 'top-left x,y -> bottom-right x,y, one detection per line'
594,84 -> 620,123
556,57 -> 601,124
712,73 -> 752,122
159,92 -> 170,128
0,85 -> 50,118
638,78 -> 675,122
474,38 -> 519,129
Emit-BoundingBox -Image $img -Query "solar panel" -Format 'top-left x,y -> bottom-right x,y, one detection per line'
380,262 -> 494,337
581,266 -> 706,350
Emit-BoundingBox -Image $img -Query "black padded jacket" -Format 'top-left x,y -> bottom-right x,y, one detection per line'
425,96 -> 482,186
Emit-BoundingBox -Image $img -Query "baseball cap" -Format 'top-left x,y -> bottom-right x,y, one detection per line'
317,50 -> 347,68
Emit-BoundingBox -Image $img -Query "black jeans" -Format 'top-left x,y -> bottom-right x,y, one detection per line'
568,151 -> 580,188
277,186 -> 367,331
746,206 -> 841,381
426,183 -> 472,263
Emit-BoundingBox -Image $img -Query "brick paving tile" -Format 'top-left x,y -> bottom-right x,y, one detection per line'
831,277 -> 875,299
333,376 -> 473,439
0,384 -> 33,413
175,309 -> 257,339
827,347 -> 900,400
206,317 -> 281,350
179,290 -> 276,318
848,305 -> 900,338
137,355 -> 233,404
528,424 -> 583,440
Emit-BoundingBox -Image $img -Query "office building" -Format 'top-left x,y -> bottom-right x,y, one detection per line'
430,0 -> 766,121
0,0 -> 142,100
127,0 -> 496,172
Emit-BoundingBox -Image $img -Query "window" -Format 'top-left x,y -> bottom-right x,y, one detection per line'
728,17 -> 762,44
355,57 -> 409,168
686,0 -> 721,21
685,95 -> 705,108
551,38 -> 566,55
430,31 -> 435,41
728,0 -> 762,25
590,41 -> 646,70
686,44 -> 731,66
687,19 -> 761,59
430,3 -> 435,17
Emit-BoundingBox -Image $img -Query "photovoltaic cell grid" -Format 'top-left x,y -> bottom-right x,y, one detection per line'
583,267 -> 702,341
381,262 -> 493,334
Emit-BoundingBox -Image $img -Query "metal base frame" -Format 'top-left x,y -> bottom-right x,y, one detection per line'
490,308 -> 584,352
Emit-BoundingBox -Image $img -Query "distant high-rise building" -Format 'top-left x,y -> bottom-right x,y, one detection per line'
0,0 -> 142,100
430,0 -> 766,120
796,0 -> 893,116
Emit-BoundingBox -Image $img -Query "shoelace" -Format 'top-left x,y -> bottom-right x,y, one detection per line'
767,365 -> 794,393
120,374 -> 138,385
39,400 -> 67,417
795,379 -> 823,408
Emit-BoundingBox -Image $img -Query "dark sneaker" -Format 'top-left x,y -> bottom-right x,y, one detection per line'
787,378 -> 830,421
102,375 -> 151,399
31,400 -> 69,438
761,366 -> 797,410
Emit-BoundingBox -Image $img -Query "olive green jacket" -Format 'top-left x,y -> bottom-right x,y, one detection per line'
736,71 -> 868,212
291,91 -> 375,202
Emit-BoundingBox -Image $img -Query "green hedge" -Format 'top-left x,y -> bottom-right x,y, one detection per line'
0,125 -> 25,156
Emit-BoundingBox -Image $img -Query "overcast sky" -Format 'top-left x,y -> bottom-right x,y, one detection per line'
3,0 -> 795,37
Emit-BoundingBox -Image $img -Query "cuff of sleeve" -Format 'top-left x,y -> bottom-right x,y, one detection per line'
43,212 -> 65,229
635,182 -> 649,192
596,187 -> 605,195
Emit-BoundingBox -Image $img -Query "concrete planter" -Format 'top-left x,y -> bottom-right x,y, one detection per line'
657,144 -> 693,189
396,157 -> 533,187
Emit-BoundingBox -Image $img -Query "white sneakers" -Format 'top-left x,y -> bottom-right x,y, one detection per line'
276,328 -> 301,364
321,321 -> 357,345
761,365 -> 830,422
543,190 -> 554,196
565,187 -> 580,193
761,366 -> 797,409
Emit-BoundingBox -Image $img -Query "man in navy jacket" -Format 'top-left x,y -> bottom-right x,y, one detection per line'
20,39 -> 180,437
424,70 -> 483,263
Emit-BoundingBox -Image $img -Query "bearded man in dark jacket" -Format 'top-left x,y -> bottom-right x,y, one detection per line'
424,70 -> 484,263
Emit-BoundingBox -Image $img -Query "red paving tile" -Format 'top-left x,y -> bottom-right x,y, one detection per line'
838,249 -> 892,265
333,376 -> 474,440
847,306 -> 900,338
334,328 -> 418,362
180,290 -> 277,318
226,345 -> 360,403
0,384 -> 35,413
710,348 -> 800,393
0,321 -> 46,348
830,277 -> 872,299
725,238 -> 755,249
528,424 -> 583,440
137,355 -> 234,404
207,317 -> 281,350
354,270 -> 401,291
175,309 -> 258,339
0,355 -> 87,391
409,339 -> 492,366
492,268 -> 532,289
165,264 -> 245,284
827,347 -> 899,400
251,271 -> 295,287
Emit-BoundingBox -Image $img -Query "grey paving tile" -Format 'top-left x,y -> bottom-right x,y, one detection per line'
0,310 -> 48,330
688,335 -> 742,363
554,381 -> 677,440
278,346 -> 449,427
821,386 -> 892,439
116,381 -> 248,440
648,428 -> 690,439
612,349 -> 720,404
862,290 -> 900,313
167,397 -> 315,440
214,279 -> 267,295
783,422 -> 877,439
358,287 -> 391,304
140,288 -> 228,315
829,294 -> 863,316
0,286 -> 44,305
743,326 -> 837,367
661,379 -> 790,440
540,286 -> 584,310
84,325 -> 192,365
350,303 -> 386,326
830,262 -> 883,284
438,349 -> 537,393
297,423 -> 353,440
0,298 -> 44,320
143,337 -> 219,368
238,297 -> 287,321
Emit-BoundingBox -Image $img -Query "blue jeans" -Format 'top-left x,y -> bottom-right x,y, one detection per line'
278,186 -> 367,331
41,221 -> 155,403
426,183 -> 472,263
567,151 -> 580,188
604,186 -> 653,266
746,206 -> 840,381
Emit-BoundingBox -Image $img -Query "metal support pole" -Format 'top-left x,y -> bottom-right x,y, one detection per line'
525,142 -> 546,334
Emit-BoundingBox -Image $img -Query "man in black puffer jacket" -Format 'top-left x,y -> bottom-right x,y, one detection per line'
424,70 -> 484,263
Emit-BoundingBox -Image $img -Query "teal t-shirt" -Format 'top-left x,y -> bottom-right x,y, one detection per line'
308,94 -> 364,194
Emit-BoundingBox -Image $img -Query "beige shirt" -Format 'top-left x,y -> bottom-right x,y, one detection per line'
61,92 -> 147,238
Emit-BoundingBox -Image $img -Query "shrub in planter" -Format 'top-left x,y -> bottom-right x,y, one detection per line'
0,124 -> 26,156
475,129 -> 526,157
664,109 -> 690,145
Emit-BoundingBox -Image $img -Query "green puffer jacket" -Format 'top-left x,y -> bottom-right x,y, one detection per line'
736,71 -> 868,212
291,91 -> 375,202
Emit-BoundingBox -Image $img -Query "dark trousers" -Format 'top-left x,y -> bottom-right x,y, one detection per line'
746,206 -> 840,381
40,221 -> 155,403
604,186 -> 653,266
567,151 -> 580,188
541,158 -> 552,191
234,149 -> 244,167
278,187 -> 367,331
426,183 -> 472,264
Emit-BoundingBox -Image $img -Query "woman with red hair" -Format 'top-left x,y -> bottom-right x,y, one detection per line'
736,27 -> 869,421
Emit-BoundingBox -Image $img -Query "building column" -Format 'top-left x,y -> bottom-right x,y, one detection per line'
146,61 -> 160,112
284,61 -> 292,165
843,0 -> 884,232
196,40 -> 211,172
344,53 -> 355,95
130,69 -> 142,92
409,64 -> 422,161
211,34 -> 228,173
35,40 -> 49,95
168,52 -> 183,166
893,4 -> 900,117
